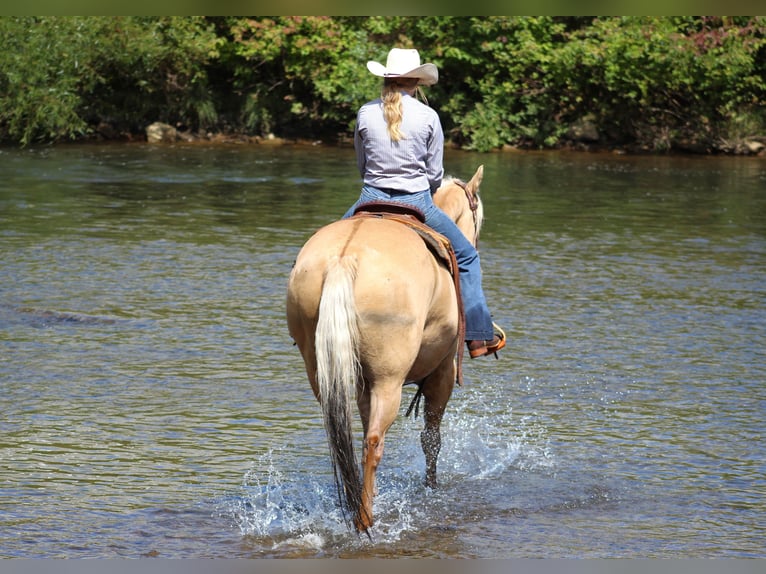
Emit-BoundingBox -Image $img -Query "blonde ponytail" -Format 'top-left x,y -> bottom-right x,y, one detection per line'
382,85 -> 404,141
381,78 -> 419,142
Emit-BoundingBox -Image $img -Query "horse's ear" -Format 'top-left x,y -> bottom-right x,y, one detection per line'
467,165 -> 484,195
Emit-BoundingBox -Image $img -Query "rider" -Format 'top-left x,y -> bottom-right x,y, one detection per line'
343,47 -> 505,359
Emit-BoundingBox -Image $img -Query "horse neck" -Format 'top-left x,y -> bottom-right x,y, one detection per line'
434,180 -> 480,246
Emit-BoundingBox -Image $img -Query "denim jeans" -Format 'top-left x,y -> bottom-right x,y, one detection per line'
343,186 -> 495,341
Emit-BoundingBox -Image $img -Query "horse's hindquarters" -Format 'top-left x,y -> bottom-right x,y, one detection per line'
289,217 -> 459,374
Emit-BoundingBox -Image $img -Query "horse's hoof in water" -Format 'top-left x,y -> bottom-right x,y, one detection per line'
354,517 -> 373,540
424,476 -> 438,489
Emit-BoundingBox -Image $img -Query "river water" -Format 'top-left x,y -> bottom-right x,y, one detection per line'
1,143 -> 764,558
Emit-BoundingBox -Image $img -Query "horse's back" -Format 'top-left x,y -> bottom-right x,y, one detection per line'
289,216 -> 444,310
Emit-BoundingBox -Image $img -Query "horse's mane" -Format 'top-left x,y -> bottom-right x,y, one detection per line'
441,175 -> 464,189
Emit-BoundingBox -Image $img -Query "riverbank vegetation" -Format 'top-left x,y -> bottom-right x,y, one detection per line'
1,16 -> 764,154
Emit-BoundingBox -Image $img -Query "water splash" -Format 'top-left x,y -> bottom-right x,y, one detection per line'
434,382 -> 555,477
220,383 -> 553,551
225,452 -> 346,542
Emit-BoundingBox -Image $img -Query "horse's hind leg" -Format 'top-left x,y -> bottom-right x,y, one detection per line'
420,359 -> 456,488
356,381 -> 403,531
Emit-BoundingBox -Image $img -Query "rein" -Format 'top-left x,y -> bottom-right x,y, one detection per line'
451,178 -> 480,248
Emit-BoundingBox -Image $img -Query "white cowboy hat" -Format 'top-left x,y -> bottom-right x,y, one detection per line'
366,48 -> 438,86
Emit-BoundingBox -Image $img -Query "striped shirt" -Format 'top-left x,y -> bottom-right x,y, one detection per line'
354,92 -> 444,193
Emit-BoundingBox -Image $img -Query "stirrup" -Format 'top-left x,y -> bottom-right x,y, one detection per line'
488,322 -> 506,359
468,322 -> 506,359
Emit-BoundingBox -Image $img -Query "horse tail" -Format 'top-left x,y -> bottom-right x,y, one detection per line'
315,255 -> 365,528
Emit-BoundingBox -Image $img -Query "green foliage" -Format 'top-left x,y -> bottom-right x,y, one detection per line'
82,17 -> 221,132
441,16 -> 572,150
0,16 -> 763,152
0,16 -> 220,145
426,15 -> 766,152
0,17 -> 90,145
556,16 -> 766,151
225,16 -> 378,137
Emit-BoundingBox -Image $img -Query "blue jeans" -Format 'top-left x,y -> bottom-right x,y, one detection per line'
343,186 -> 495,341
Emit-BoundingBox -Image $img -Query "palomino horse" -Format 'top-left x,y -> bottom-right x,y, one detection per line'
286,165 -> 485,535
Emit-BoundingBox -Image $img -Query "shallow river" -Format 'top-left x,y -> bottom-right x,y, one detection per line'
1,143 -> 764,557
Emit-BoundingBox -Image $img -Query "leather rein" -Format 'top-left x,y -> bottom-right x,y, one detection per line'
451,178 -> 480,248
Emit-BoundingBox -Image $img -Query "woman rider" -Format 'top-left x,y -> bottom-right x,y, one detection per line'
344,48 -> 505,359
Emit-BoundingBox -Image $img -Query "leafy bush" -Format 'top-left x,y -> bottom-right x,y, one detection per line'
421,16 -> 766,152
554,16 -> 766,152
0,16 -> 220,145
225,16 -> 379,138
0,16 -> 763,152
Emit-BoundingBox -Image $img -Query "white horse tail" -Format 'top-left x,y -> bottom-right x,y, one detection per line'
315,255 -> 365,528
